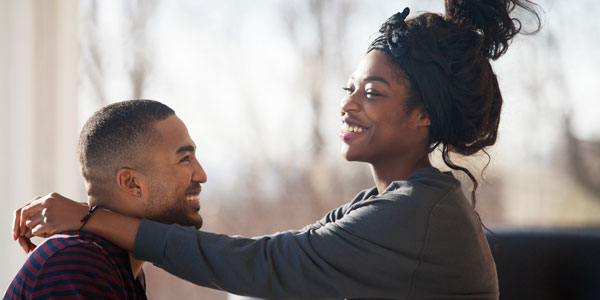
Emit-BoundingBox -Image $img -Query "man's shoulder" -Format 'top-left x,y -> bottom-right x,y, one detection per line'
4,231 -> 139,300
36,231 -> 125,260
50,231 -> 122,250
27,231 -> 130,279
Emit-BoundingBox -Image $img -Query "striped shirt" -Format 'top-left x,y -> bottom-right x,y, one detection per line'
4,231 -> 146,300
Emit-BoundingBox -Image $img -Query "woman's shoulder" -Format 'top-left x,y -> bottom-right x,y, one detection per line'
343,167 -> 465,219
377,167 -> 463,211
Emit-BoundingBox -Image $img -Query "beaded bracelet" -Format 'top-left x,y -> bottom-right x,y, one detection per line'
79,205 -> 98,231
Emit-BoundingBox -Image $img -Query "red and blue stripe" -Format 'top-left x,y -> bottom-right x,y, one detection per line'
4,231 -> 146,300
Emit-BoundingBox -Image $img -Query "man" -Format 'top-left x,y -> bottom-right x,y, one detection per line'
4,100 -> 206,299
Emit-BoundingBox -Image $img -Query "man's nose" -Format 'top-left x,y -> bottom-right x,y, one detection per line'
192,160 -> 207,183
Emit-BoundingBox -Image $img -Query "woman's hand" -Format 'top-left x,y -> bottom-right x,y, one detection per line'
13,193 -> 88,253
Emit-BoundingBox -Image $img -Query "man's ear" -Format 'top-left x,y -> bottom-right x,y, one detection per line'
116,168 -> 144,198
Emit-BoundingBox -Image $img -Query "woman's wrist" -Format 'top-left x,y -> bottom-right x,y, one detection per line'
78,205 -> 99,231
82,207 -> 141,252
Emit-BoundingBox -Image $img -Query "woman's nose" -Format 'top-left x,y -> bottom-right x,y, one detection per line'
340,93 -> 361,114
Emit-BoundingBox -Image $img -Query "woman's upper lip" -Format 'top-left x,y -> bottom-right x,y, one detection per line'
342,116 -> 369,128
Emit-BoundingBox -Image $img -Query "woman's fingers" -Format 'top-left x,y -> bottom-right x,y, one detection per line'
18,228 -> 37,253
31,223 -> 52,238
17,236 -> 29,253
19,200 -> 43,240
25,214 -> 43,231
27,238 -> 38,251
30,193 -> 86,236
17,236 -> 35,253
14,192 -> 87,243
13,208 -> 21,241
13,193 -> 84,253
16,216 -> 38,253
13,196 -> 41,240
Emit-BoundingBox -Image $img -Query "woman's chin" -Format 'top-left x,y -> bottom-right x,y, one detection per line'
341,146 -> 352,161
341,148 -> 362,162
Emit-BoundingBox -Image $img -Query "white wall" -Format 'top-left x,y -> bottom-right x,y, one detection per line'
0,0 -> 82,291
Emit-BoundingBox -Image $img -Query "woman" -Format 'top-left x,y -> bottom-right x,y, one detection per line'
14,1 -> 540,299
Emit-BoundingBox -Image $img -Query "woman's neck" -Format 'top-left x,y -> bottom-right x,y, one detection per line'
370,154 -> 432,194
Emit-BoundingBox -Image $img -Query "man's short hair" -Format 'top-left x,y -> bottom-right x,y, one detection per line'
77,99 -> 174,185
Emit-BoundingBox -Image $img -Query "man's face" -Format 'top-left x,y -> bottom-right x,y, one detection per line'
142,115 -> 206,229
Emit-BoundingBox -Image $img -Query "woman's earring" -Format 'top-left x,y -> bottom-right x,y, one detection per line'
137,191 -> 142,197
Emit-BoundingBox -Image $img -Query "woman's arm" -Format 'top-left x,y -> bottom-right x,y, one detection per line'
16,191 -> 462,299
14,193 -> 140,252
132,196 -> 429,299
83,207 -> 140,251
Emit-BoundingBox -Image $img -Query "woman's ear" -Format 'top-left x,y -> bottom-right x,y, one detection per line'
419,112 -> 431,126
413,107 -> 431,127
116,168 -> 144,198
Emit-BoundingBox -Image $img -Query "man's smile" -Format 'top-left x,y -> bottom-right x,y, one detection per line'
185,193 -> 201,210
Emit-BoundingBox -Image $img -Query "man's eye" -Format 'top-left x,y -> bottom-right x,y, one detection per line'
180,155 -> 191,163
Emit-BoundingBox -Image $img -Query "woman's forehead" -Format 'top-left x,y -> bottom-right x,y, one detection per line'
350,51 -> 395,82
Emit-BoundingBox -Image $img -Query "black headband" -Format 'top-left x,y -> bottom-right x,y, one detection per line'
367,7 -> 411,58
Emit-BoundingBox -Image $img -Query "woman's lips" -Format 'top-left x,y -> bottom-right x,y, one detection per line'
340,131 -> 364,141
340,122 -> 368,141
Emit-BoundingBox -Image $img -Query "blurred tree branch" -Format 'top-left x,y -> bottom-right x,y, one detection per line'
564,116 -> 600,196
124,0 -> 157,99
80,0 -> 105,106
542,23 -> 600,197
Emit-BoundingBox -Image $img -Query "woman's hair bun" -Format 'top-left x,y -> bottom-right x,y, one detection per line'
445,0 -> 541,60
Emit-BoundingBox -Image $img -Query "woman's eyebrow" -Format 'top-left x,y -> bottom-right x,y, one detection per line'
364,76 -> 390,86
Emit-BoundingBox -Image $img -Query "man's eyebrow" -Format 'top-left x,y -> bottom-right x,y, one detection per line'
364,76 -> 390,86
176,145 -> 195,154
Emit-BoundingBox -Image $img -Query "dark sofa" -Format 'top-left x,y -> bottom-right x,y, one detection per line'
486,228 -> 600,300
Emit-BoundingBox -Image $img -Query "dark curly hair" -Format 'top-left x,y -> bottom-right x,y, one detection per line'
368,0 -> 541,209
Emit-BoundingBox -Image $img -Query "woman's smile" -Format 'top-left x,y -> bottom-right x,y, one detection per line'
340,117 -> 370,142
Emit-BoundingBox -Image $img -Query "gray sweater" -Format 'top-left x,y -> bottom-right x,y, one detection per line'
133,167 -> 499,299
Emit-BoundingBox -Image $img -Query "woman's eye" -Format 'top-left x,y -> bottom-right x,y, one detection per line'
365,90 -> 382,98
342,86 -> 354,94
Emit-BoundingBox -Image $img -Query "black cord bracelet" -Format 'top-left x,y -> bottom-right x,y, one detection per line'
79,205 -> 98,231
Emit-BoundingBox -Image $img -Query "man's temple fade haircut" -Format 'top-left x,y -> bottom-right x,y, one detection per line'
77,99 -> 175,186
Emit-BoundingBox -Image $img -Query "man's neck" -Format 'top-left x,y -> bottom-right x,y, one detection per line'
129,253 -> 144,278
87,196 -> 144,278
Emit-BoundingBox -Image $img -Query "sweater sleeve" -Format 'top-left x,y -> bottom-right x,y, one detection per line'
133,195 -> 429,299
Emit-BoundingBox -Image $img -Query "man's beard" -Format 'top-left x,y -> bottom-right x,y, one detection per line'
144,178 -> 202,228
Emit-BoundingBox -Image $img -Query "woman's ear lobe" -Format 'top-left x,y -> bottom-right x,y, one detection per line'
422,116 -> 431,126
417,109 -> 431,126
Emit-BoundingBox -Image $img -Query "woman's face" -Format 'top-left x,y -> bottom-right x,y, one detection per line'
340,50 -> 430,164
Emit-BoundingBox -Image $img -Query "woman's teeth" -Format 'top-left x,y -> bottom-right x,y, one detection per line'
186,194 -> 200,202
342,123 -> 366,133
